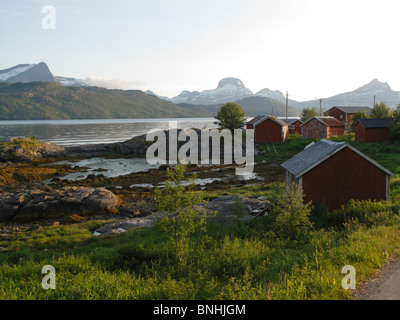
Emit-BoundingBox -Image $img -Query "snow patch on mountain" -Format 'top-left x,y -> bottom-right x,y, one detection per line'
255,88 -> 286,103
54,76 -> 87,87
169,77 -> 253,105
352,78 -> 393,96
0,64 -> 36,81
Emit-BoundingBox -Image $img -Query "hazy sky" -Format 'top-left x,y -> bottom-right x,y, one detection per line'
1,0 -> 400,100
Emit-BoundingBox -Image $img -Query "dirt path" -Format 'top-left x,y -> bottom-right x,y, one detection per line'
353,254 -> 400,300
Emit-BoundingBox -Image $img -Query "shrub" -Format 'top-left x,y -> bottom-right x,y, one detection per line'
270,182 -> 313,239
155,163 -> 207,268
332,199 -> 400,227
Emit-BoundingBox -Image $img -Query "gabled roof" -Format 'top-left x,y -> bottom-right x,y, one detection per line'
301,116 -> 345,127
331,106 -> 372,114
355,118 -> 394,129
247,115 -> 288,127
286,119 -> 303,125
281,139 -> 395,179
247,115 -> 265,126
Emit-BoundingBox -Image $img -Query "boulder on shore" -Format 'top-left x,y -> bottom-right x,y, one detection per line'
0,183 -> 121,222
0,137 -> 65,161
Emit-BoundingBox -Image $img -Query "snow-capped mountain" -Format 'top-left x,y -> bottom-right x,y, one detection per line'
293,78 -> 400,110
150,77 -> 289,106
255,88 -> 286,104
0,62 -> 88,87
351,78 -> 394,97
167,77 -> 254,105
2,62 -> 398,111
0,62 -> 55,83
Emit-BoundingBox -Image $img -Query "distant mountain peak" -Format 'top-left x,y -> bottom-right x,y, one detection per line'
0,62 -> 55,83
255,88 -> 286,103
355,78 -> 392,94
0,62 -> 90,87
168,77 -> 253,105
217,77 -> 245,89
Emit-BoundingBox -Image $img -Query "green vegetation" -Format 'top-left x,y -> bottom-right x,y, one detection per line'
370,102 -> 393,119
155,163 -> 207,268
1,195 -> 400,299
0,82 -> 213,120
1,135 -> 400,300
270,182 -> 313,240
0,136 -> 41,149
214,102 -> 247,132
350,111 -> 368,131
389,105 -> 400,141
300,107 -> 319,123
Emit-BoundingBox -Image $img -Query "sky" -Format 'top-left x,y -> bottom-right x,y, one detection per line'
1,0 -> 400,101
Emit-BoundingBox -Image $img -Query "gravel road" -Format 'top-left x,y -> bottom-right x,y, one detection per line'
353,255 -> 400,300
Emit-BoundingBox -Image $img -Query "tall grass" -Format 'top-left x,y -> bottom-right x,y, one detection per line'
1,203 -> 400,300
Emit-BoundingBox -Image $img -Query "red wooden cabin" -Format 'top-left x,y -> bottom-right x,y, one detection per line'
326,106 -> 372,122
287,119 -> 303,135
246,115 -> 288,143
281,139 -> 395,210
354,118 -> 394,142
301,116 -> 345,139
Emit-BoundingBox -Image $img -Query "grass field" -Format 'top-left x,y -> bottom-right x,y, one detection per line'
1,134 -> 400,300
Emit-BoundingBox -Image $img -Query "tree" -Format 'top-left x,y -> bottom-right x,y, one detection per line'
370,102 -> 393,118
300,107 -> 319,123
389,104 -> 400,141
214,102 -> 246,133
350,111 -> 368,131
154,163 -> 207,268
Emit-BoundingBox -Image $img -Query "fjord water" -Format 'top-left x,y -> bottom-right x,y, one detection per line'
0,118 -> 219,146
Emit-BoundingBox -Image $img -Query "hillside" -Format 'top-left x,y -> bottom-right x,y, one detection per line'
180,95 -> 299,118
0,82 -> 214,120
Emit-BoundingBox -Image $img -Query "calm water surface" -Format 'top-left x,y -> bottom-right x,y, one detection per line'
0,118 -> 219,146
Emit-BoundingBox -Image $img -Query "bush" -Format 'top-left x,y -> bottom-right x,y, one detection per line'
155,163 -> 207,268
332,199 -> 400,227
389,105 -> 400,141
270,182 -> 313,239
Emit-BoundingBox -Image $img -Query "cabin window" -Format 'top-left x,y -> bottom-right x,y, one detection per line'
340,114 -> 343,119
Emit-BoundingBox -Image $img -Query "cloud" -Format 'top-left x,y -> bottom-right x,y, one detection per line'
82,76 -> 147,90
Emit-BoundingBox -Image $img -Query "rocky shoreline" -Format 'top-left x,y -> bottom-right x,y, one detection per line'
0,134 -> 283,234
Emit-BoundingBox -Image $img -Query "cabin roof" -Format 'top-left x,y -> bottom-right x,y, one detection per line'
286,119 -> 303,125
331,106 -> 372,114
247,115 -> 288,127
281,139 -> 395,179
355,118 -> 394,129
301,116 -> 345,127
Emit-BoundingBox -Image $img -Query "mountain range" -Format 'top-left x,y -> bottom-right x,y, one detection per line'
293,78 -> 400,110
0,62 -> 399,121
148,77 -> 400,111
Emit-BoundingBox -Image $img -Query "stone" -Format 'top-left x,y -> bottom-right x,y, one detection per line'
0,183 -> 121,222
0,137 -> 66,162
92,213 -> 162,236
